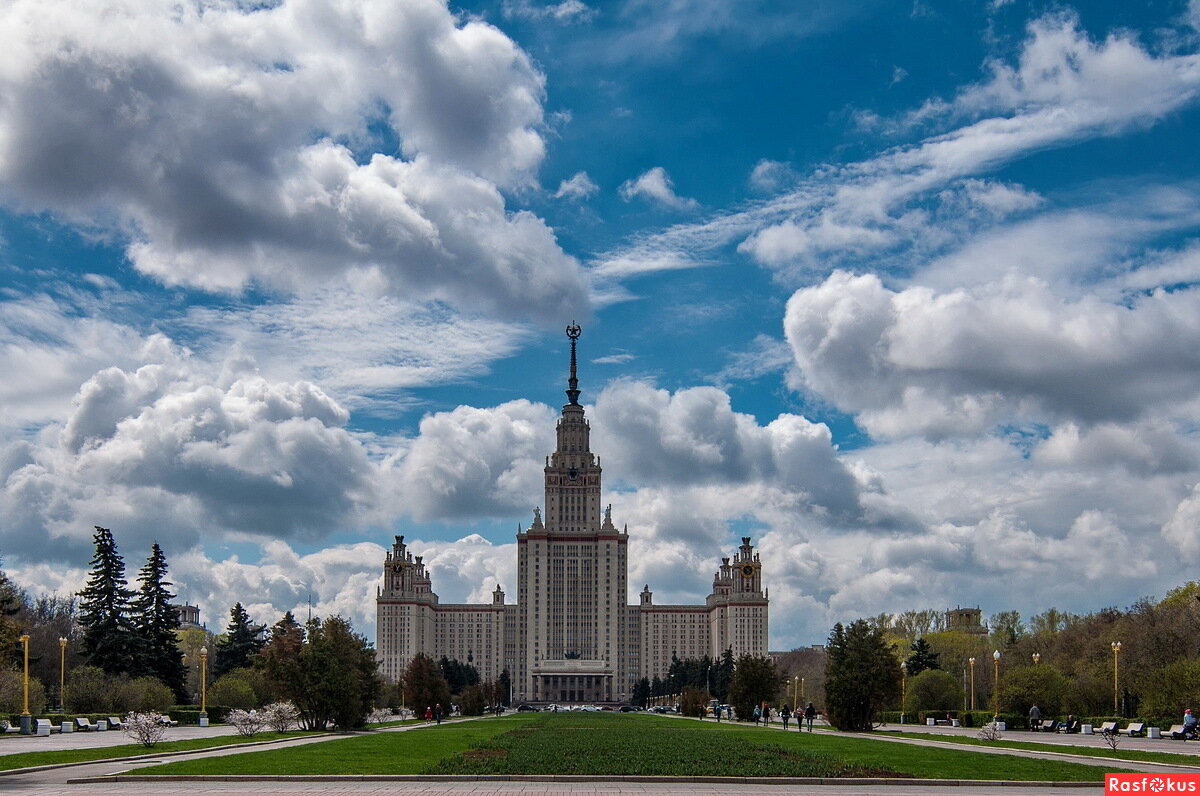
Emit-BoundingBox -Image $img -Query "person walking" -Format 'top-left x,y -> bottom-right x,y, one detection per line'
781,704 -> 791,730
804,702 -> 816,731
752,705 -> 761,725
434,703 -> 443,724
424,706 -> 433,724
1029,704 -> 1042,731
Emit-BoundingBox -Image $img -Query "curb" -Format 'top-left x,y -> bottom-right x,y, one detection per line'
67,774 -> 1101,787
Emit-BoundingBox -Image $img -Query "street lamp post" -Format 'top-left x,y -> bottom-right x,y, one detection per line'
792,676 -> 799,710
992,650 -> 1001,721
199,646 -> 209,727
968,657 -> 976,711
900,661 -> 908,724
1111,641 -> 1122,716
1031,653 -> 1040,665
58,636 -> 67,712
801,677 -> 805,701
19,635 -> 31,734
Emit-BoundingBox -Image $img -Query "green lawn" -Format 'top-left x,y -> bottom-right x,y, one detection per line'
137,713 -> 1128,781
0,730 -> 312,772
889,729 -> 1200,768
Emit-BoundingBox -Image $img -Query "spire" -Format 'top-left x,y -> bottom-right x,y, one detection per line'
565,322 -> 581,405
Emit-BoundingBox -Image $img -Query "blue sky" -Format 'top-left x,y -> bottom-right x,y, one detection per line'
3,0 -> 1200,647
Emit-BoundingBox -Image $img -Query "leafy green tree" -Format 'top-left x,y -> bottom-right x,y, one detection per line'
77,526 -> 137,676
1140,660 -> 1200,717
403,652 -> 451,716
903,669 -> 963,715
728,654 -> 782,721
130,543 -> 186,699
989,610 -> 1024,648
904,638 -> 940,676
824,619 -> 901,731
213,602 -> 264,678
998,664 -> 1069,717
259,615 -> 379,730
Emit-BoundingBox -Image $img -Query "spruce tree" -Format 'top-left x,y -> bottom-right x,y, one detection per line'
824,619 -> 901,731
130,543 -> 187,699
904,637 -> 941,676
77,526 -> 137,676
212,602 -> 264,678
0,564 -> 23,669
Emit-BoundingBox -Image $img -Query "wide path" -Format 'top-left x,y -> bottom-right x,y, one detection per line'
0,723 -> 242,754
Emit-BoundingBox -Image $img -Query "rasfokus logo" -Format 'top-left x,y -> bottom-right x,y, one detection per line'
1107,774 -> 1200,793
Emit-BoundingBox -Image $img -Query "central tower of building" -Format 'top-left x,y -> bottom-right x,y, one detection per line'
516,324 -> 628,702
376,324 -> 768,704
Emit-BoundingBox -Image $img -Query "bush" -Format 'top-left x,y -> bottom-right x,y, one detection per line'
262,702 -> 300,731
168,704 -> 232,724
124,712 -> 168,747
64,666 -> 113,714
118,677 -> 174,713
0,669 -> 47,714
903,670 -> 963,715
999,664 -> 1068,717
208,671 -> 259,709
459,685 -> 485,716
680,686 -> 712,719
227,708 -> 264,736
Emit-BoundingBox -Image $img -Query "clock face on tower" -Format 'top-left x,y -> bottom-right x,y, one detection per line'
741,564 -> 755,578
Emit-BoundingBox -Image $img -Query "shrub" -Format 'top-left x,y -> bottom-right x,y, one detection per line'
0,669 -> 47,714
118,676 -> 174,713
64,666 -> 113,714
262,702 -> 300,732
124,712 -> 168,747
903,670 -> 963,715
459,685 -> 485,716
208,671 -> 259,709
999,664 -> 1068,717
680,686 -> 712,719
227,708 -> 264,737
366,707 -> 394,725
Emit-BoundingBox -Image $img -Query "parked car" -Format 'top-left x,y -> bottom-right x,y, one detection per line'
516,704 -> 539,712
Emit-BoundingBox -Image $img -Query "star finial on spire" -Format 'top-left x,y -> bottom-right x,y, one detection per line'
565,322 -> 582,405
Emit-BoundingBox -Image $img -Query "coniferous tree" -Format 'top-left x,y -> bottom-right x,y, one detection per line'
130,543 -> 187,699
713,647 -> 735,702
497,668 -> 512,706
259,611 -> 304,703
824,619 -> 901,731
0,564 -> 22,669
631,677 -> 651,707
77,526 -> 138,676
904,637 -> 941,676
727,654 -> 783,720
212,602 -> 265,678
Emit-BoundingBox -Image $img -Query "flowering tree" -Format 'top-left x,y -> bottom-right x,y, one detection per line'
227,708 -> 264,737
261,702 -> 300,732
123,712 -> 168,747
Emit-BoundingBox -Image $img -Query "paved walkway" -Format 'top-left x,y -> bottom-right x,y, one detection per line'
0,723 -> 242,754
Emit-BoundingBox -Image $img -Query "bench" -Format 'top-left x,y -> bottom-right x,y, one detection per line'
1057,720 -> 1080,733
1167,724 -> 1197,740
1,720 -> 20,734
75,717 -> 97,732
1040,720 -> 1056,732
34,719 -> 59,736
107,716 -> 124,730
1096,721 -> 1119,736
1120,722 -> 1146,737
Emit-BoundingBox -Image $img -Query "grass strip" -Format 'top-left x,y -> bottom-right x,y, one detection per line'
136,717 -> 533,776
0,730 -> 312,772
139,713 -> 1125,781
888,730 -> 1200,767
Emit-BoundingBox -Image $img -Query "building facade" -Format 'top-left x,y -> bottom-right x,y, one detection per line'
376,327 -> 768,702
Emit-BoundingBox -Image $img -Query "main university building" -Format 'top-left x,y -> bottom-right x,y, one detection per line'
376,327 -> 768,703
